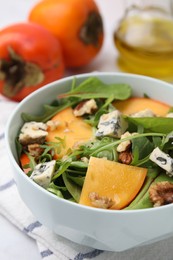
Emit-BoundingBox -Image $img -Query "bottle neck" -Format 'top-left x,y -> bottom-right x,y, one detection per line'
124,0 -> 173,14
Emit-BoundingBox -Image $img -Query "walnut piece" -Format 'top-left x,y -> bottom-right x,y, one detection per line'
117,131 -> 137,152
88,192 -> 115,209
118,151 -> 133,165
149,181 -> 173,207
73,99 -> 97,117
28,143 -> 44,159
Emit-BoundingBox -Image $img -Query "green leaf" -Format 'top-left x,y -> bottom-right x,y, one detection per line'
21,77 -> 132,123
152,136 -> 162,148
15,138 -> 23,159
69,161 -> 88,169
125,176 -> 153,210
132,136 -> 154,160
125,168 -> 159,210
53,159 -> 72,180
126,172 -> 173,210
68,175 -> 85,187
41,137 -> 66,157
130,146 -> 139,166
90,133 -> 165,157
47,182 -> 67,198
59,77 -> 132,100
127,117 -> 173,134
62,172 -> 81,202
161,131 -> 173,148
65,161 -> 88,175
47,187 -> 64,198
21,100 -> 76,123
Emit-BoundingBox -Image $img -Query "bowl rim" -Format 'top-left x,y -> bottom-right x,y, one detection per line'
5,71 -> 173,215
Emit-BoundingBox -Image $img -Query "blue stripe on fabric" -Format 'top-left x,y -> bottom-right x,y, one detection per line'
0,179 -> 15,191
40,249 -> 53,258
74,249 -> 104,260
23,221 -> 42,233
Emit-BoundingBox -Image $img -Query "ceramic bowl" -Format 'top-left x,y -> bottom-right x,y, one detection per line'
5,72 -> 173,252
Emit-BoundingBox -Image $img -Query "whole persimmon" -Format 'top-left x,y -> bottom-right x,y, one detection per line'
0,22 -> 65,101
28,0 -> 104,68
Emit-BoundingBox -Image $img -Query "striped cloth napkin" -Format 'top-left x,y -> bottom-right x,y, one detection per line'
1,95 -> 173,260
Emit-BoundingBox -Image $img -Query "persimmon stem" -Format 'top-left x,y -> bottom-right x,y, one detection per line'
79,11 -> 103,46
0,47 -> 44,97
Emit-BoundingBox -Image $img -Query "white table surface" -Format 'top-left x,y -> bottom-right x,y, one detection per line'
0,1 -> 124,259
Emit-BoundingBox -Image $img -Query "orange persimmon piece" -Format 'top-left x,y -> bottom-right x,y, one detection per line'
79,157 -> 147,210
20,153 -> 31,174
46,107 -> 93,158
113,97 -> 170,116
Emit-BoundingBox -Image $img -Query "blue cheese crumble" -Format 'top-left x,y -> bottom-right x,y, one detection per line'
149,147 -> 173,177
30,160 -> 56,188
131,109 -> 155,118
19,121 -> 48,145
95,110 -> 128,138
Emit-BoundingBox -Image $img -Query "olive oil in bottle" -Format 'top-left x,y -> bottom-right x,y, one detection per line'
114,8 -> 173,81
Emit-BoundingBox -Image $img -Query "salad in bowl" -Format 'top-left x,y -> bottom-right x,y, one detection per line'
17,76 -> 173,210
5,72 -> 173,251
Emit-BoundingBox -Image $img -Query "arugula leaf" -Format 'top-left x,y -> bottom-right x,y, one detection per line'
127,117 -> 173,134
90,133 -> 165,157
130,146 -> 139,166
21,100 -> 76,123
65,161 -> 88,175
132,136 -> 154,160
62,172 -> 81,202
21,77 -> 132,123
67,175 -> 85,187
152,136 -> 162,148
47,188 -> 64,198
125,168 -> 160,210
59,77 -> 132,100
15,138 -> 23,159
40,137 -> 66,157
47,182 -> 64,198
127,172 -> 173,210
69,161 -> 88,169
53,158 -> 72,180
161,131 -> 173,148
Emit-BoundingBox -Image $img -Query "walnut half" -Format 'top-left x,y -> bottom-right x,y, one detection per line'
149,181 -> 173,207
73,99 -> 97,117
28,143 -> 44,159
118,151 -> 133,165
88,192 -> 115,209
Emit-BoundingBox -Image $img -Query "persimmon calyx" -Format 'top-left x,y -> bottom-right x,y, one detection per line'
79,11 -> 103,46
0,47 -> 44,97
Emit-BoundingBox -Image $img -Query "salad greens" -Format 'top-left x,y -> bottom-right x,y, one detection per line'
17,76 -> 173,210
127,116 -> 173,134
21,77 -> 131,122
59,77 -> 132,99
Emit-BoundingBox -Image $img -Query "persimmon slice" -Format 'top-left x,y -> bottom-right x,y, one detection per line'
113,97 -> 170,116
79,157 -> 147,210
46,107 -> 93,158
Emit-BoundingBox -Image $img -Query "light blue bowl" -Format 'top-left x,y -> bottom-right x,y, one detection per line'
5,72 -> 173,251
